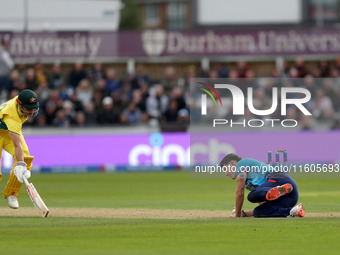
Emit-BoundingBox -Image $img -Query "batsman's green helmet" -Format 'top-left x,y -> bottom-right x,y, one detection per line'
17,89 -> 39,109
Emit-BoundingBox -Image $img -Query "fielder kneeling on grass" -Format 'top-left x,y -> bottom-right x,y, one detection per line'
0,89 -> 38,209
220,154 -> 305,218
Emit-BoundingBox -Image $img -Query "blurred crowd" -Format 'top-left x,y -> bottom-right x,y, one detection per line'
1,40 -> 340,130
0,41 -> 191,130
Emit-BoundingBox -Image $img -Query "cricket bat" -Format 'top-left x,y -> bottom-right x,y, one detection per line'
23,176 -> 50,218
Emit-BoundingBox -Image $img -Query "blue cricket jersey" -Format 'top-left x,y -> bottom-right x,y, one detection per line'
236,158 -> 274,191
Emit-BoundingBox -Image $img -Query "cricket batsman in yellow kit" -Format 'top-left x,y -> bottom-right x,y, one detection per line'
0,89 -> 39,209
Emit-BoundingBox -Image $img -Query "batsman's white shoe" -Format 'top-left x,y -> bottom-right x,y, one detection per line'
288,203 -> 305,217
6,195 -> 19,209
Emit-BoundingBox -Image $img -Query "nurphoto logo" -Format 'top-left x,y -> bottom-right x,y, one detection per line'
199,82 -> 312,128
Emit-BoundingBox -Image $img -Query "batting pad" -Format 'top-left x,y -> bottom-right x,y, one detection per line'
3,156 -> 34,198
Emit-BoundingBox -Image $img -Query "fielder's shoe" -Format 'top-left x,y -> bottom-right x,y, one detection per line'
6,195 -> 19,209
288,203 -> 305,217
266,183 -> 293,201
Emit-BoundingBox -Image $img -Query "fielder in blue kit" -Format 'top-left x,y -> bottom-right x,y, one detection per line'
219,154 -> 305,218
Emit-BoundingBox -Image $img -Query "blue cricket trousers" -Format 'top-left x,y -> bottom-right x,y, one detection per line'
247,174 -> 299,217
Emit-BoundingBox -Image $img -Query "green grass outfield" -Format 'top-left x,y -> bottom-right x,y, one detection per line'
1,171 -> 340,255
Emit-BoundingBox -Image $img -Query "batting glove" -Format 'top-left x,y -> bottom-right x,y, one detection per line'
13,161 -> 29,183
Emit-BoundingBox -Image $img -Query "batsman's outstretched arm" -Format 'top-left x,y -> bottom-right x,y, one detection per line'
9,131 -> 31,183
9,131 -> 24,162
235,172 -> 247,217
